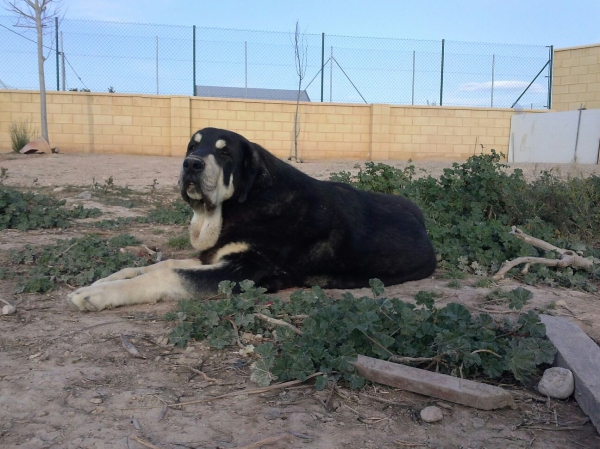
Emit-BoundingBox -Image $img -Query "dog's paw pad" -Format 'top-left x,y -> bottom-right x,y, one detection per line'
67,287 -> 108,312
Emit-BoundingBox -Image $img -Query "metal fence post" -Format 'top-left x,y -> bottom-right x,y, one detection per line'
321,33 -> 325,102
192,25 -> 196,96
55,17 -> 59,91
548,45 -> 554,109
439,39 -> 445,106
60,32 -> 65,90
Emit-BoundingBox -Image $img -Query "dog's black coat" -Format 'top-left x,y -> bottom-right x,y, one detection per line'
178,128 -> 436,293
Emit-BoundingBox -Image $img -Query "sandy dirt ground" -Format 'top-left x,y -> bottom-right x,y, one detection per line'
1,152 -> 600,449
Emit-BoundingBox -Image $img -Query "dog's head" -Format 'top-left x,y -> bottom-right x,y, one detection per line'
180,128 -> 271,211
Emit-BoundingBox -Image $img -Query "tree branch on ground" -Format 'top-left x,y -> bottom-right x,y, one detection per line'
493,226 -> 597,280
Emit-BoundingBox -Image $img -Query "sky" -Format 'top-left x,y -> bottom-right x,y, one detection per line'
59,0 -> 599,48
2,0 -> 599,108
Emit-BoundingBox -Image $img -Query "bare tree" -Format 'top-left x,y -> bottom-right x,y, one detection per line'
289,21 -> 307,163
4,0 -> 62,144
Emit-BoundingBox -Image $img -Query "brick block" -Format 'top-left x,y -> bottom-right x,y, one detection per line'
413,116 -> 431,126
254,111 -> 274,122
151,116 -> 170,127
540,315 -> 600,434
246,102 -> 265,112
53,94 -> 73,104
61,104 -> 83,114
113,96 -> 133,106
226,101 -> 246,111
579,55 -> 599,66
562,58 -> 581,68
52,113 -> 74,124
92,96 -> 113,105
264,103 -> 283,112
227,120 -> 247,131
113,116 -> 133,126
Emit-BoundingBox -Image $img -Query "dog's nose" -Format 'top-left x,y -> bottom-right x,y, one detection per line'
183,158 -> 205,173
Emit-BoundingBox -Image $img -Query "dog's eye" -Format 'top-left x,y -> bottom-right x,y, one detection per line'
220,149 -> 231,158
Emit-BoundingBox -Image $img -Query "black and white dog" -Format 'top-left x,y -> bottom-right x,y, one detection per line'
68,128 -> 436,311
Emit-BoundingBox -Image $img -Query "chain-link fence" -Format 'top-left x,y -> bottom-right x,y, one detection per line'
0,16 -> 552,108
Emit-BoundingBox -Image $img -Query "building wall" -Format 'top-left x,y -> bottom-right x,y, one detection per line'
553,43 -> 600,111
0,90 -> 541,160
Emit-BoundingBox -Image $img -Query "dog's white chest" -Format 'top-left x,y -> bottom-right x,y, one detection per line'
189,206 -> 223,251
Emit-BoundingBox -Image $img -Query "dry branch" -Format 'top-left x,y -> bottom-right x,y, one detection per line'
129,435 -> 162,449
238,433 -> 292,449
174,364 -> 219,383
253,313 -> 303,335
493,226 -> 596,280
168,372 -> 322,408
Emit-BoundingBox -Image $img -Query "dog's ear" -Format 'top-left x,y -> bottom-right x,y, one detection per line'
239,142 -> 272,203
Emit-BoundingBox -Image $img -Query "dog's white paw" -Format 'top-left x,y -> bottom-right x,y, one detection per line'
67,285 -> 114,312
92,267 -> 144,285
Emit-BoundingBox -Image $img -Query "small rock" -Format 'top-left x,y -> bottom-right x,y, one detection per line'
53,187 -> 65,193
2,304 -> 16,315
76,191 -> 92,199
264,409 -> 280,420
471,417 -> 485,428
538,367 -> 574,399
420,406 -> 443,423
90,398 -> 103,405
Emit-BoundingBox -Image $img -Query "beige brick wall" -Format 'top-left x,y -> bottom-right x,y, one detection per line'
553,43 -> 600,111
1,90 -> 541,161
388,106 -> 517,160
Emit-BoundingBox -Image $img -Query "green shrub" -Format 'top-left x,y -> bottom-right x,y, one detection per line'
166,234 -> 192,250
167,280 -> 555,388
9,120 -> 37,153
0,187 -> 101,231
11,234 -> 148,293
143,199 -> 192,225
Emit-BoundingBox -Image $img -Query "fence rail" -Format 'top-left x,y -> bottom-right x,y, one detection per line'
0,16 -> 552,109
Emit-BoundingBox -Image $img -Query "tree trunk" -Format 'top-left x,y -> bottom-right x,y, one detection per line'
35,0 -> 49,143
294,79 -> 301,159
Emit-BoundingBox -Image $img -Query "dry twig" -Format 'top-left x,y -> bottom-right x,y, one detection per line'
168,372 -> 322,408
253,313 -> 303,335
225,317 -> 244,348
174,364 -> 219,383
238,433 -> 292,449
395,440 -> 426,447
129,435 -> 162,449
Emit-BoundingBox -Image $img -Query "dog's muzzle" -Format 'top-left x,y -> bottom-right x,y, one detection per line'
182,157 -> 206,200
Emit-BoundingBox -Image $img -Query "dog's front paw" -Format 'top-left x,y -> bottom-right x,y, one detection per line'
92,267 -> 144,285
67,285 -> 114,312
